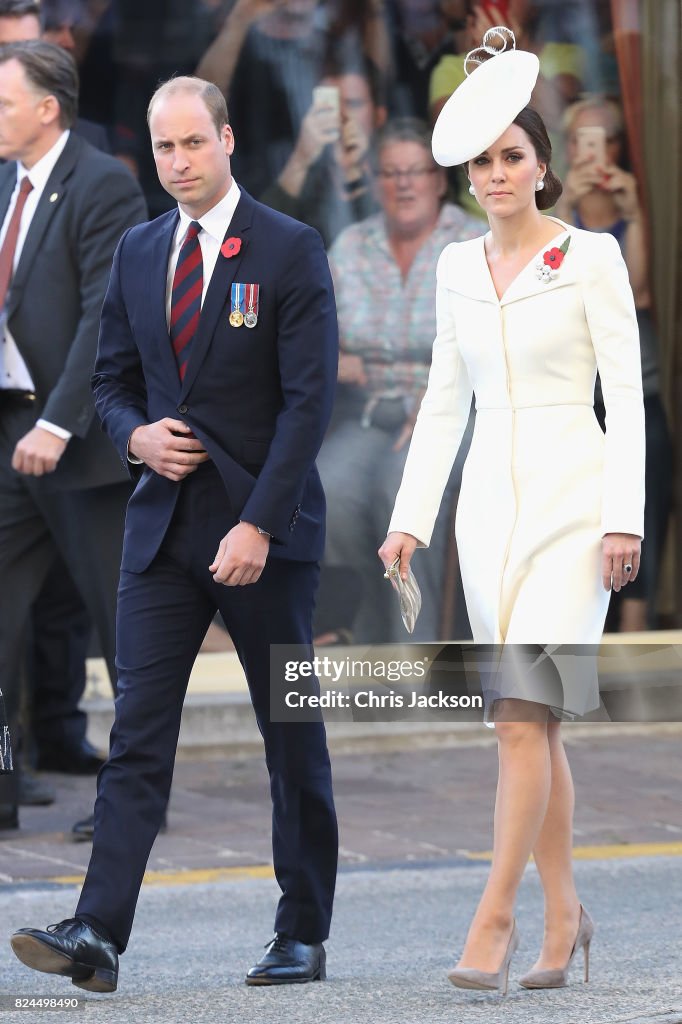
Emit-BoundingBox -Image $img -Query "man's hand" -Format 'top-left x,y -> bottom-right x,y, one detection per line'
12,427 -> 67,476
209,521 -> 270,586
129,418 -> 209,481
378,530 -> 418,582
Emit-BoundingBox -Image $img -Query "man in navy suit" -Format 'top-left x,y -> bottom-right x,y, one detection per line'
11,75 -> 339,991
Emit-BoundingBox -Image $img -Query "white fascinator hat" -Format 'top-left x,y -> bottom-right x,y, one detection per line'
432,26 -> 540,166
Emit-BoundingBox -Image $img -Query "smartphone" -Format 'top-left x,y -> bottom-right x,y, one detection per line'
575,125 -> 606,166
312,85 -> 340,117
480,1 -> 511,21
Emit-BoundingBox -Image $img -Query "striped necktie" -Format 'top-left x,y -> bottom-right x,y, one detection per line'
0,176 -> 34,311
170,220 -> 203,381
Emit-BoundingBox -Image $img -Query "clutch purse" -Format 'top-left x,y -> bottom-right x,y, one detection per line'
383,555 -> 422,634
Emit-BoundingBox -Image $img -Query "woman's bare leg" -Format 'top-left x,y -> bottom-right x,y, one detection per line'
456,699 -> 551,971
527,720 -> 581,969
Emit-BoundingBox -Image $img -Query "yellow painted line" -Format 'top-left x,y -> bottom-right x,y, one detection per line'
465,841 -> 682,862
48,864 -> 275,887
34,841 -> 682,888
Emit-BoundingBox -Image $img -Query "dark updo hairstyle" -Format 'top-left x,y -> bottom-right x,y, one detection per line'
512,106 -> 563,210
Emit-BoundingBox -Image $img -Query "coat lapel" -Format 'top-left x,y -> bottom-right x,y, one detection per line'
7,134 -> 82,317
178,189 -> 255,401
0,173 -> 15,236
149,210 -> 181,392
500,223 -> 575,306
444,236 -> 499,304
444,218 -> 576,307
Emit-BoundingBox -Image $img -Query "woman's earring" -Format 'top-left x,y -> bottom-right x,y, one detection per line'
535,179 -> 545,191
468,184 -> 476,195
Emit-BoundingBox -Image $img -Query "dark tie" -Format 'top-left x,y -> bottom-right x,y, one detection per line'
0,176 -> 34,311
170,220 -> 203,381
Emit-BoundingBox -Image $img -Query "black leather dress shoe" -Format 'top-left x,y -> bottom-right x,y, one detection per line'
37,739 -> 106,775
71,813 -> 95,842
11,918 -> 118,993
245,934 -> 326,985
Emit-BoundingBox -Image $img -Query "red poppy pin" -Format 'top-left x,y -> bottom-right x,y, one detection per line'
536,235 -> 571,283
221,236 -> 242,258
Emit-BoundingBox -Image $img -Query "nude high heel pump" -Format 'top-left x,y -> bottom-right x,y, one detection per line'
447,920 -> 519,996
518,904 -> 594,989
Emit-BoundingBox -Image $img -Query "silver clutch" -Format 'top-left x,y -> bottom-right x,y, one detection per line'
383,555 -> 422,634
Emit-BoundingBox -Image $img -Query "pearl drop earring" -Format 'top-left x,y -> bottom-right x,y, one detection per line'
468,184 -> 476,195
535,179 -> 545,191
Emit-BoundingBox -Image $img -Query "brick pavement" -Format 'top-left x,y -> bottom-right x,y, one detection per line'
0,726 -> 680,884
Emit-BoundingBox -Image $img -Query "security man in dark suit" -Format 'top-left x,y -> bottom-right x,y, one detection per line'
11,75 -> 339,991
0,40 -> 146,829
0,0 -> 116,799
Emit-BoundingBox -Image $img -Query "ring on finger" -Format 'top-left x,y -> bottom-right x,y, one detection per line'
624,562 -> 633,575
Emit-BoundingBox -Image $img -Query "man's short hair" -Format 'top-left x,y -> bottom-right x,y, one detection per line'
0,0 -> 41,19
0,40 -> 78,128
147,76 -> 229,137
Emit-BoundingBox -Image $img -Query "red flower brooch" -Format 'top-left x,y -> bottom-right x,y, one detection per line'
221,236 -> 242,258
535,235 -> 571,283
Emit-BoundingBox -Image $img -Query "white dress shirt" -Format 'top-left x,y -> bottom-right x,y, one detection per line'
165,179 -> 241,326
0,130 -> 72,440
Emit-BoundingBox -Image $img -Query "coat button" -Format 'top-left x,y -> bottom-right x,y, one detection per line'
178,404 -> 188,414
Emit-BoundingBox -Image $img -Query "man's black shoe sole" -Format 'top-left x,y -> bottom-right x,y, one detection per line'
10,934 -> 117,992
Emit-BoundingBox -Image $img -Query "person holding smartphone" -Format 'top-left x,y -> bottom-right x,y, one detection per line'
261,56 -> 387,248
556,95 -> 672,632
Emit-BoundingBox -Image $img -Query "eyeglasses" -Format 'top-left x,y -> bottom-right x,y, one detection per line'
378,166 -> 438,184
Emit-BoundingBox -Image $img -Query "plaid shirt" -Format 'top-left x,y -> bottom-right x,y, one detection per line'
328,203 -> 484,404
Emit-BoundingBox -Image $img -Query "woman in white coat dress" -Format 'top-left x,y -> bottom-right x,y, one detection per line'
380,30 -> 645,996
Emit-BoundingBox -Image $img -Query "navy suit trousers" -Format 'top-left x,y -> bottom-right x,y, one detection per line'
76,463 -> 338,951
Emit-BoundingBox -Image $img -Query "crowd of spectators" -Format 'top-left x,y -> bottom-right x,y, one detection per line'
0,0 -> 671,833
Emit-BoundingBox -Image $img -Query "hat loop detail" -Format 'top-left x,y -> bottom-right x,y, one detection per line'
464,26 -> 516,77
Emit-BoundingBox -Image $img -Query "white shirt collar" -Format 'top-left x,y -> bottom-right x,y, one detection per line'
177,178 -> 241,241
19,130 -> 71,191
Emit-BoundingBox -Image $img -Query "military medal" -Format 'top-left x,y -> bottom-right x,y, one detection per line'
244,283 -> 260,328
229,282 -> 244,327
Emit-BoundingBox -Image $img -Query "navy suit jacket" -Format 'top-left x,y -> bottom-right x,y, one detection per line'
92,188 -> 338,573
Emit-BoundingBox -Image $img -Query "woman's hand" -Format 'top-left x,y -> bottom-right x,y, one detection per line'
602,532 -> 641,592
378,531 -> 418,581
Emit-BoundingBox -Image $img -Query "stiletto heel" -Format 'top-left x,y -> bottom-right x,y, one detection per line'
518,904 -> 594,990
448,920 -> 519,995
